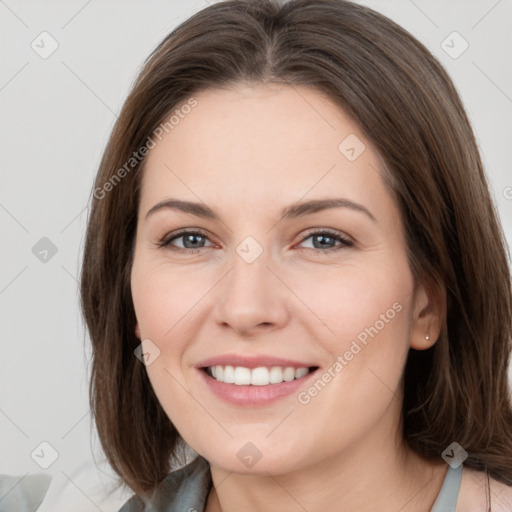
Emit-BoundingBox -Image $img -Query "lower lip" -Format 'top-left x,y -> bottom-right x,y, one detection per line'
198,368 -> 318,407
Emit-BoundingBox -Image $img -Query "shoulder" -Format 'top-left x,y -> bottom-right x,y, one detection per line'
118,494 -> 144,512
456,466 -> 512,512
117,455 -> 212,512
0,473 -> 52,512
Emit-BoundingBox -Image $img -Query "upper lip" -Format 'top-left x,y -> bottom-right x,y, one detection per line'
196,354 -> 317,369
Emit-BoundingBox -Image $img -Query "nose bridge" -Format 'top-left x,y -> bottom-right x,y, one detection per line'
212,235 -> 289,333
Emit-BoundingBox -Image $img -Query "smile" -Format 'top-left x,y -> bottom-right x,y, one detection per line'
196,355 -> 320,407
206,365 -> 313,385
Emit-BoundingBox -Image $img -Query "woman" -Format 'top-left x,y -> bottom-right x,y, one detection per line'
80,0 -> 512,510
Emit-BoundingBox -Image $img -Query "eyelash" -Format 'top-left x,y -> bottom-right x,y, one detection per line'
157,228 -> 354,255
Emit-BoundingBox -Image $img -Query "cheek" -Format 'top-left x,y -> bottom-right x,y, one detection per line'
289,259 -> 413,409
130,262 -> 208,432
131,260 -> 206,341
287,260 -> 412,349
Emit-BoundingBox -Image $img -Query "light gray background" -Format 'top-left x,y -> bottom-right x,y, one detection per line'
1,0 -> 511,510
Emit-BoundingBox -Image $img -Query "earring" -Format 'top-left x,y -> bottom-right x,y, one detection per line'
425,334 -> 430,340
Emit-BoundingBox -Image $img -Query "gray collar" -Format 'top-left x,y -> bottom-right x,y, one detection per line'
430,464 -> 463,512
118,458 -> 463,512
118,456 -> 212,512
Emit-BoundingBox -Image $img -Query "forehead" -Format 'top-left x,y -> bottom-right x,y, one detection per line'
139,83 -> 391,219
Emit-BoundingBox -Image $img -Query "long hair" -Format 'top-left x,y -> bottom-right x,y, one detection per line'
80,0 -> 512,495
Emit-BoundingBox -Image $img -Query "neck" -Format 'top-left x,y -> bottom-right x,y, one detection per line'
205,406 -> 447,512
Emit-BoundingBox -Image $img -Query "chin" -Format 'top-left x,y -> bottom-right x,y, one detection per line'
196,437 -> 307,476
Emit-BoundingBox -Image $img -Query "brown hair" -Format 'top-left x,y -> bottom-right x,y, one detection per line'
80,0 -> 512,495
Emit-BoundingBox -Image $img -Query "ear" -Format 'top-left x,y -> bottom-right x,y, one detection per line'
135,322 -> 141,339
410,279 -> 444,350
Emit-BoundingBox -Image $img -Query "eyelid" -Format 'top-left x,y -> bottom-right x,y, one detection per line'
157,227 -> 354,255
298,228 -> 353,244
156,228 -> 215,250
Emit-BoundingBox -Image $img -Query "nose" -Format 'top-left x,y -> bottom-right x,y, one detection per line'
212,244 -> 291,337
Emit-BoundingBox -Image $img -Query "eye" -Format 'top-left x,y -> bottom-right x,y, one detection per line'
297,229 -> 353,253
157,228 -> 353,254
157,229 -> 215,253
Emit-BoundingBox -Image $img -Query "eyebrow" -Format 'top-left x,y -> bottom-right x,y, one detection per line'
145,197 -> 376,223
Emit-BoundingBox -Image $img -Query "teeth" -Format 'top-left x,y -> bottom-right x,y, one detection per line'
295,367 -> 309,379
283,367 -> 295,382
223,365 -> 235,383
234,366 -> 251,385
269,366 -> 283,384
251,367 -> 269,386
208,365 -> 312,385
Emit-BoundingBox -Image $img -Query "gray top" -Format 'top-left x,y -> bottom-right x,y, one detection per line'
118,456 -> 212,512
430,463 -> 463,512
0,473 -> 52,512
118,457 -> 463,512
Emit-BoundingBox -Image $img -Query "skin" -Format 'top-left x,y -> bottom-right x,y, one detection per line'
130,82 -> 452,512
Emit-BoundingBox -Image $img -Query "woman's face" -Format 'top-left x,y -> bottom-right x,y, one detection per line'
131,83 -> 434,475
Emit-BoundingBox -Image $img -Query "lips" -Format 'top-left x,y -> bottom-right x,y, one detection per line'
196,353 -> 319,406
196,354 -> 316,369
